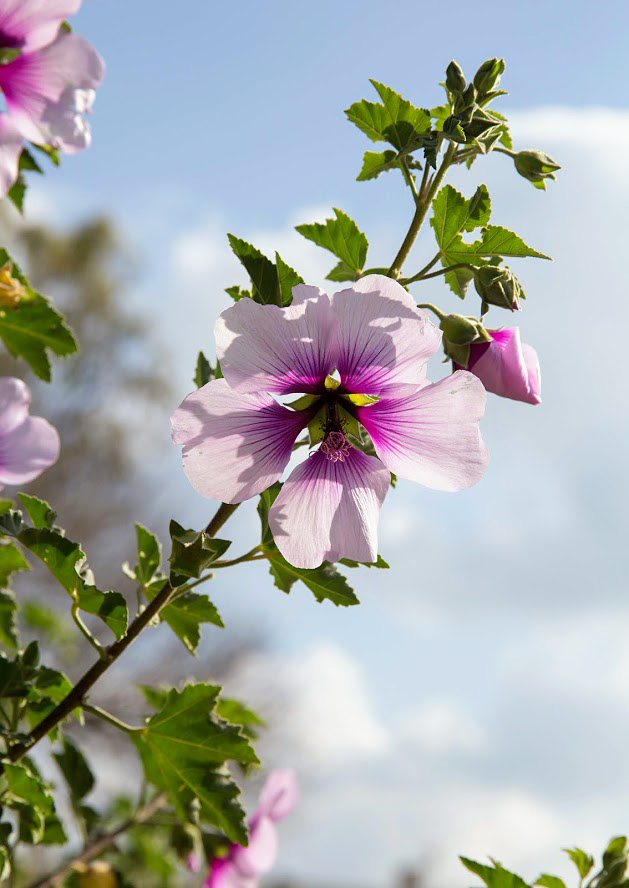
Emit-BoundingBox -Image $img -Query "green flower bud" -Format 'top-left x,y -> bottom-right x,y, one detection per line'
445,60 -> 466,94
513,149 -> 561,187
473,265 -> 522,311
473,58 -> 506,96
443,115 -> 467,143
440,313 -> 489,346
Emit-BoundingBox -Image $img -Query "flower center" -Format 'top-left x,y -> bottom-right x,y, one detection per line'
320,428 -> 351,462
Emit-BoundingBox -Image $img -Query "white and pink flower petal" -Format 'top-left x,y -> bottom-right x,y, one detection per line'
215,292 -> 338,395
356,370 -> 489,492
232,816 -> 278,877
0,33 -> 104,150
465,328 -> 541,405
331,274 -> 442,395
0,114 -> 24,196
0,377 -> 31,436
0,0 -> 80,52
269,447 -> 390,569
256,769 -> 299,822
170,379 -> 309,504
0,414 -> 59,485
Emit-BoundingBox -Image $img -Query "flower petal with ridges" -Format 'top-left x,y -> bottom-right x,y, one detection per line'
0,0 -> 80,52
215,291 -> 337,395
269,448 -> 390,569
356,371 -> 489,492
170,379 -> 310,504
331,274 -> 442,395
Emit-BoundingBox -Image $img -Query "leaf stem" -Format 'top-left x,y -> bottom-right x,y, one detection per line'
82,703 -> 143,735
388,141 -> 457,279
416,303 -> 445,320
71,603 -> 107,659
402,262 -> 477,285
399,157 -> 419,203
27,792 -> 167,888
211,546 -> 263,569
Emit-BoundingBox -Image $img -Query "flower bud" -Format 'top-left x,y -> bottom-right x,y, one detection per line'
513,149 -> 561,187
445,60 -> 466,94
454,328 -> 541,405
440,313 -> 488,346
473,58 -> 505,96
473,265 -> 522,311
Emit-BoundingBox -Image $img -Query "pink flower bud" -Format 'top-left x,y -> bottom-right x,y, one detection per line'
458,328 -> 541,405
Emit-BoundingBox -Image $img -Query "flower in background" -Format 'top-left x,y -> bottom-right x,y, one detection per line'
171,275 -> 488,569
0,377 -> 59,487
205,769 -> 299,888
0,0 -> 104,196
458,328 -> 541,405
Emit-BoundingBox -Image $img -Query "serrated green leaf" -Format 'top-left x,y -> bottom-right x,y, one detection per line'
431,184 -> 492,250
215,699 -> 265,740
339,554 -> 389,569
17,527 -> 128,639
275,252 -> 303,306
564,848 -> 595,880
194,351 -> 214,388
460,857 -> 529,888
345,82 -> 431,152
325,260 -> 357,282
357,150 -> 401,181
169,521 -> 230,587
225,285 -> 251,302
133,683 -> 258,843
18,494 -> 56,529
0,543 -> 29,587
296,209 -> 368,276
0,250 -> 77,381
53,737 -> 94,803
3,762 -> 57,844
150,589 -> 223,655
131,524 -> 162,586
227,235 -> 280,306
268,556 -> 359,606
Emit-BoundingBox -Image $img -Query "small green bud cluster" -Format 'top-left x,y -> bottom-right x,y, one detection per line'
442,58 -> 507,147
473,265 -> 523,311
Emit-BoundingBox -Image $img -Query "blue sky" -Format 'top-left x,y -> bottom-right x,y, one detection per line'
19,2 -> 629,887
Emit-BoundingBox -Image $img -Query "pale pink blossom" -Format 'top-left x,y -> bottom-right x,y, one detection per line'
0,377 -> 59,487
458,328 -> 541,405
204,770 -> 299,888
171,275 -> 489,568
0,0 -> 103,195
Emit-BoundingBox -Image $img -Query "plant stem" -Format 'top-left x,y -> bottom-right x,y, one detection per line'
82,703 -> 142,735
28,792 -> 167,888
493,145 -> 516,158
399,157 -> 419,203
403,262 -> 477,285
3,501 -> 230,770
205,502 -> 239,537
416,303 -> 445,320
388,141 -> 456,280
211,546 -> 262,569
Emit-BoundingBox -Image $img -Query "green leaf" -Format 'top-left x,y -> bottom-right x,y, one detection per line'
269,557 -> 359,607
357,150 -> 401,181
257,485 -> 281,549
7,181 -> 26,214
296,209 -> 368,277
448,225 -> 551,262
339,554 -> 389,569
535,876 -> 566,888
460,857 -> 529,888
564,848 -> 595,880
0,589 -> 18,649
133,683 -> 258,843
0,542 -> 29,587
215,699 -> 265,740
3,762 -> 59,844
325,260 -> 358,282
18,527 -> 128,639
345,81 -> 431,152
53,737 -> 95,802
150,589 -> 223,655
25,666 -> 78,739
18,494 -> 56,530
131,524 -> 162,586
0,250 -> 77,381
275,253 -> 304,306
431,185 -> 492,250
168,520 -> 230,587
225,285 -> 252,302
226,236 -> 301,307
194,351 -> 214,388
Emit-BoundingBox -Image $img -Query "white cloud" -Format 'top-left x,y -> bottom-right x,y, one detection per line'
398,700 -> 487,756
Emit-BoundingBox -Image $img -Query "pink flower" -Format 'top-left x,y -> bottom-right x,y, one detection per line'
204,769 -> 299,888
460,328 -> 541,405
0,377 -> 59,487
171,275 -> 489,568
0,0 -> 104,196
